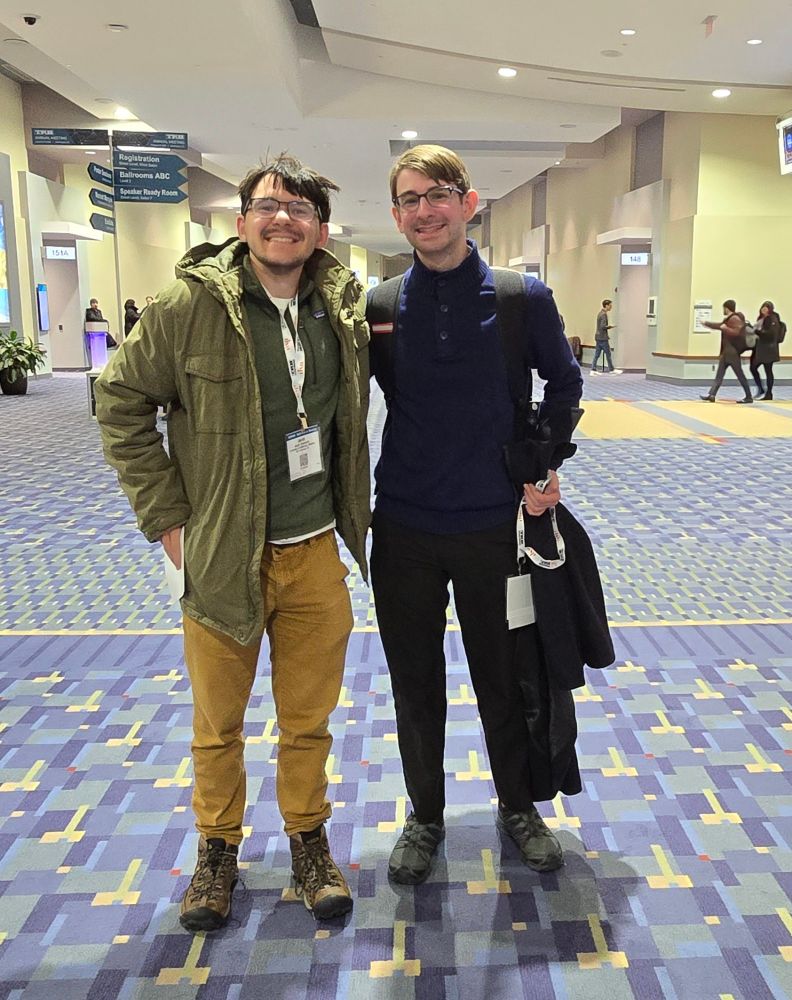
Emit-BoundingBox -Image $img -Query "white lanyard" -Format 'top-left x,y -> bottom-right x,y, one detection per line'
278,299 -> 309,430
515,477 -> 566,570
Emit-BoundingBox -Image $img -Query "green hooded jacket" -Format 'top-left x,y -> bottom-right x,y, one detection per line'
95,238 -> 371,645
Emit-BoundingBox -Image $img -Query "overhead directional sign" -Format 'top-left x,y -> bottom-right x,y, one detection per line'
33,127 -> 109,146
112,130 -> 188,150
90,188 -> 115,211
113,149 -> 188,204
88,162 -> 113,187
90,213 -> 116,235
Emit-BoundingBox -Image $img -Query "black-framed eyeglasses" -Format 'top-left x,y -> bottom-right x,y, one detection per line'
245,197 -> 318,222
392,184 -> 464,212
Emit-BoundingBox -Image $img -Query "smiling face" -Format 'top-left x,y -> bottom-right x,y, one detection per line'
237,176 -> 328,282
391,168 -> 479,271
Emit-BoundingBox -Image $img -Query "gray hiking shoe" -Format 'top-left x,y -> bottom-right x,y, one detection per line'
388,813 -> 445,884
497,803 -> 564,872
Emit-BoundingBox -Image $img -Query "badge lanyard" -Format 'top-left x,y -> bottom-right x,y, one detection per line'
515,477 -> 566,571
279,300 -> 309,430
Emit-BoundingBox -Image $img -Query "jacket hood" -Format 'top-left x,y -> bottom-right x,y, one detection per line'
174,238 -> 365,322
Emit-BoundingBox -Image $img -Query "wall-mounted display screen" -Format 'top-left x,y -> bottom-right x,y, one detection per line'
36,283 -> 50,332
777,115 -> 792,175
0,202 -> 10,324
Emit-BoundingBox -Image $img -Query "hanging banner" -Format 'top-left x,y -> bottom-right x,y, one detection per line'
32,128 -> 109,146
112,131 -> 188,150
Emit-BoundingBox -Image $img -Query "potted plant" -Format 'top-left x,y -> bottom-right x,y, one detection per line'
0,330 -> 47,396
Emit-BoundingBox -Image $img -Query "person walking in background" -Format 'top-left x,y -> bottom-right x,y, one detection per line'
591,299 -> 621,375
750,300 -> 782,401
95,154 -> 371,932
700,299 -> 754,404
123,299 -> 141,337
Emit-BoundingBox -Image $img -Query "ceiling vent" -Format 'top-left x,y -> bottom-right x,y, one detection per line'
548,76 -> 685,94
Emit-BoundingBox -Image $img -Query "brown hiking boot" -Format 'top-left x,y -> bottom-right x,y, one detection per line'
179,835 -> 239,932
289,826 -> 353,920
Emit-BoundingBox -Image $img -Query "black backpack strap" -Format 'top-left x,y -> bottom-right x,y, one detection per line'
366,275 -> 405,403
491,267 -> 532,410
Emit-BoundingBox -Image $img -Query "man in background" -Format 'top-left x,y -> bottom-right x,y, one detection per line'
700,299 -> 753,404
591,299 -> 621,374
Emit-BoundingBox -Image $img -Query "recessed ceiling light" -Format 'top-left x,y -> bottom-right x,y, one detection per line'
401,129 -> 418,139
560,123 -> 577,129
712,88 -> 732,99
746,38 -> 763,45
620,28 -> 637,36
85,150 -> 96,155
600,49 -> 622,57
554,160 -> 561,165
3,36 -> 30,44
95,98 -> 114,105
106,23 -> 128,32
498,67 -> 517,78
114,106 -> 136,120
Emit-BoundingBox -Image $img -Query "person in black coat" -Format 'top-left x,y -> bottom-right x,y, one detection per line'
85,298 -> 103,322
750,300 -> 781,400
123,299 -> 141,337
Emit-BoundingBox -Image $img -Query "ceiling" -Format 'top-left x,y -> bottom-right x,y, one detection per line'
1,0 -> 791,255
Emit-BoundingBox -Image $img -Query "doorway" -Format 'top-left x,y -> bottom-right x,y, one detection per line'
615,249 -> 651,371
43,242 -> 85,369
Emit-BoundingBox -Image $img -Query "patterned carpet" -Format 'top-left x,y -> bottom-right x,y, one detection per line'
0,374 -> 790,1000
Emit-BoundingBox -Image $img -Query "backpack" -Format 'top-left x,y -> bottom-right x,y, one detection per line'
778,320 -> 787,344
728,312 -> 755,353
367,267 -> 534,414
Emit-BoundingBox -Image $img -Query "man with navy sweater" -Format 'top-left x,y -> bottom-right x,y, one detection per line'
368,145 -> 583,884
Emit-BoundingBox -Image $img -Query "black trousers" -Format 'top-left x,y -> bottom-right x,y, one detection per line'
371,510 -> 540,822
750,361 -> 774,394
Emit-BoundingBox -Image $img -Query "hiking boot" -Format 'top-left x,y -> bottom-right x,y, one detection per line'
179,836 -> 239,932
388,813 -> 445,884
700,394 -> 715,402
290,826 -> 352,920
497,803 -> 564,872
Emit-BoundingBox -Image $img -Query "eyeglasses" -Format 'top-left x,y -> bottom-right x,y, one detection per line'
245,197 -> 318,222
392,184 -> 464,212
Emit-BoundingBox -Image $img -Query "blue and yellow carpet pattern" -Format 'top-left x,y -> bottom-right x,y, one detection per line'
0,374 -> 790,1000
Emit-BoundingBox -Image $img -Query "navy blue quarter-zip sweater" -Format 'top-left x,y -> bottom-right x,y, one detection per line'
373,242 -> 582,534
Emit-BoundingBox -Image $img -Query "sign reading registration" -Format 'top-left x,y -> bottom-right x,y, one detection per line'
113,150 -> 188,204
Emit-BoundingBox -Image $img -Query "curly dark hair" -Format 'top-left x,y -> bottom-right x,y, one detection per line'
238,153 -> 340,223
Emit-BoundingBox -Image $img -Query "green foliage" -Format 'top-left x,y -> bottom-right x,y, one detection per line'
0,329 -> 47,383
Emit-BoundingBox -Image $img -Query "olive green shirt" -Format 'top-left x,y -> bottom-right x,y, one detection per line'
242,256 -> 340,541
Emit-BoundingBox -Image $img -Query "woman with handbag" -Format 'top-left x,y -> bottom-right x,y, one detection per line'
750,300 -> 781,400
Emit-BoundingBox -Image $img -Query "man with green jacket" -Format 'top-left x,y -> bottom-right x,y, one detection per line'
95,154 -> 371,932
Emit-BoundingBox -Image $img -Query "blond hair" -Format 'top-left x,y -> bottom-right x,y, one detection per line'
389,144 -> 471,200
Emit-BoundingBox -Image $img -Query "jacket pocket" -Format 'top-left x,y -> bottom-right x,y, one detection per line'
185,353 -> 243,433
